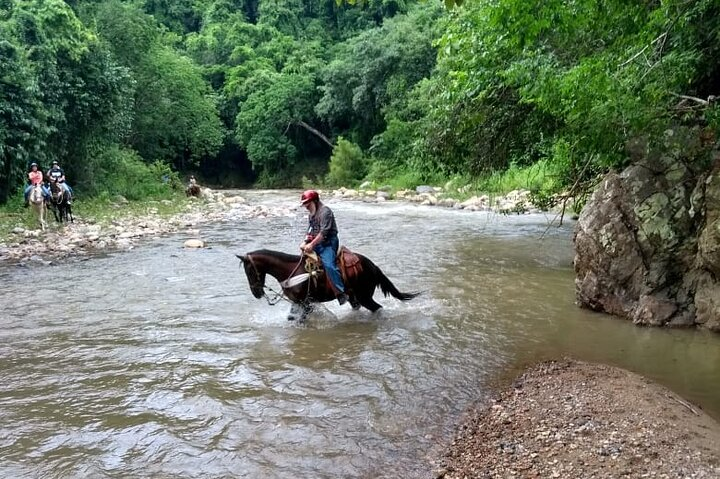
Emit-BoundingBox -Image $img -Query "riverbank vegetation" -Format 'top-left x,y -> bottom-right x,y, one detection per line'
1,0 -> 718,207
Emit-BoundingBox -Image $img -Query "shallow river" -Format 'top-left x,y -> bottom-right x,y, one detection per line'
1,190 -> 718,478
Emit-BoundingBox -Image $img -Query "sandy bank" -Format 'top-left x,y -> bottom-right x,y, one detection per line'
435,359 -> 720,479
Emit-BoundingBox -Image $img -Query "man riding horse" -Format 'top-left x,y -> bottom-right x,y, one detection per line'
299,189 -> 359,307
47,160 -> 73,204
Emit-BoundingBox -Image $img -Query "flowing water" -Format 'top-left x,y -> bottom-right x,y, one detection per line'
1,190 -> 718,478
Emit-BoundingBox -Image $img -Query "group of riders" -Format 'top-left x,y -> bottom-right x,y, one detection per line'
23,161 -> 73,207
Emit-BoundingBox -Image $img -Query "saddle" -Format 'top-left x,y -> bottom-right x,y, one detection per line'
304,246 -> 363,286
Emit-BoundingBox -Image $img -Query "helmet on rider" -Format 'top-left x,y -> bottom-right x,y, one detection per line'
30,162 -> 38,167
300,190 -> 319,205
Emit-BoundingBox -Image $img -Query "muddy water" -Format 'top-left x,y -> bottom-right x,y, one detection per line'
0,190 -> 718,478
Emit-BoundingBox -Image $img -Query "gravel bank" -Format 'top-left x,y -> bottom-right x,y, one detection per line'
435,359 -> 720,479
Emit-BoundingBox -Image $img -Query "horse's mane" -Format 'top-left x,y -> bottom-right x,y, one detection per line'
249,249 -> 301,262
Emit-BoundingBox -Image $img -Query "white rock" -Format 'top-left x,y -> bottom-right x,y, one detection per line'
183,239 -> 205,248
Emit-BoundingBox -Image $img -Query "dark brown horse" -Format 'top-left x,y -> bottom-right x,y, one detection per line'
48,181 -> 74,223
186,184 -> 201,197
237,249 -> 419,321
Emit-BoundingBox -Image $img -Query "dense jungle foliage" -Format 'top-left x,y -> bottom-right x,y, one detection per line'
0,0 -> 718,205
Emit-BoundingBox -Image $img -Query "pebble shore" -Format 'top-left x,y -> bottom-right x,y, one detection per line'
435,359 -> 720,479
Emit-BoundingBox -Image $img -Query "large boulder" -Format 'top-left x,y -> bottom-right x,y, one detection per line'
574,128 -> 720,331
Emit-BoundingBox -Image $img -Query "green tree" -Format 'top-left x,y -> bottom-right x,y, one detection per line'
235,72 -> 320,182
95,1 -> 224,170
1,0 -> 134,200
326,137 -> 366,186
0,37 -> 46,203
316,4 -> 441,147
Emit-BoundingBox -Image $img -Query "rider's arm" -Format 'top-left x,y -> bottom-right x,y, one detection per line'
305,231 -> 324,250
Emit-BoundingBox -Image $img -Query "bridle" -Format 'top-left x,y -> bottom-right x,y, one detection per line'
244,253 -> 311,306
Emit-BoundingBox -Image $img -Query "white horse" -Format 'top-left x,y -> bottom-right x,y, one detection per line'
28,184 -> 47,231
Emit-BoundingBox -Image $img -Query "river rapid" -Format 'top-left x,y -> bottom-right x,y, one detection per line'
1,189 -> 718,478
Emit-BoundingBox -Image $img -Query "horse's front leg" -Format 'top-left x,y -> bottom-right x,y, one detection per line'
286,301 -> 314,323
48,204 -> 60,223
287,303 -> 304,322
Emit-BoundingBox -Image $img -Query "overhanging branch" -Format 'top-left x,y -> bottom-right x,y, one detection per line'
289,121 -> 335,149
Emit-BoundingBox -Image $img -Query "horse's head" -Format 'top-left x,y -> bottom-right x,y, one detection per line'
48,181 -> 62,201
237,254 -> 266,298
29,185 -> 44,204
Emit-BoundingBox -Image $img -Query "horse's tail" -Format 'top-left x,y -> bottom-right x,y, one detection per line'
363,256 -> 420,301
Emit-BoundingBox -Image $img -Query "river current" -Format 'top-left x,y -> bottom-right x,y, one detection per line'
1,190 -> 718,478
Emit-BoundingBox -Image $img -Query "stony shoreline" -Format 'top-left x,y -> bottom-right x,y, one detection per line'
434,359 -> 720,479
0,189 -> 287,264
0,186 -> 564,265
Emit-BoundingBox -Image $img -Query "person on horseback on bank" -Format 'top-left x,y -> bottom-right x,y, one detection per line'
299,190 -> 349,306
23,162 -> 50,207
47,160 -> 73,203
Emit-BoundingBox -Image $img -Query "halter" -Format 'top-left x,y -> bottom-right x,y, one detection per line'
246,253 -> 311,306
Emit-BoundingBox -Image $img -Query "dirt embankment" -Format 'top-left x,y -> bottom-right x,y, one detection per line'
436,360 -> 720,479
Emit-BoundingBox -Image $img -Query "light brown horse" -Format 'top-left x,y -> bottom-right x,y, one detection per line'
28,184 -> 47,231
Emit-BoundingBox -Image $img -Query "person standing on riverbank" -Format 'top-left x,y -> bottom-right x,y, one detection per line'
299,190 -> 349,306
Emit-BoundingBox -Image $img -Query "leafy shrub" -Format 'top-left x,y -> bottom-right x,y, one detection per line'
95,146 -> 178,200
326,137 -> 367,187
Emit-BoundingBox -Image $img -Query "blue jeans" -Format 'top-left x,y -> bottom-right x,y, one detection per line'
314,236 -> 345,295
24,185 -> 50,200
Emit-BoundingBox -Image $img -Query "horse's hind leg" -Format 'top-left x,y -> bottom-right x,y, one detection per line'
358,295 -> 382,313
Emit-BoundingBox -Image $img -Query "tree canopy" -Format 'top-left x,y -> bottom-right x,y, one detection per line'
1,0 -> 717,202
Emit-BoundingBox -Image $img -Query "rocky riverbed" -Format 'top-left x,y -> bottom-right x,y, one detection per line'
0,186 -> 563,264
0,190 -> 292,264
434,359 -> 720,479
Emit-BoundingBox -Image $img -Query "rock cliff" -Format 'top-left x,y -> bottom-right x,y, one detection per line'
574,127 -> 720,331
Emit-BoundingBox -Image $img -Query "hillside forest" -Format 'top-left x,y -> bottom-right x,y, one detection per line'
1,0 -> 718,205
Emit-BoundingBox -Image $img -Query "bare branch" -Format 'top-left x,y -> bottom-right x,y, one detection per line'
293,120 -> 334,149
669,92 -> 711,105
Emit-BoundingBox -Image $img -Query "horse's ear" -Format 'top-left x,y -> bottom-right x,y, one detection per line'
236,254 -> 246,263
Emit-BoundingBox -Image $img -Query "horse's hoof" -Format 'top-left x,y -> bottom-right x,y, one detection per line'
349,296 -> 361,310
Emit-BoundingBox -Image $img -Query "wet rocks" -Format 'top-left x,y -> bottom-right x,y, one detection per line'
329,186 -> 562,215
183,238 -> 205,248
0,191 -> 293,264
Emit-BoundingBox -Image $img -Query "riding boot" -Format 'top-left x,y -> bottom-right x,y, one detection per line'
337,292 -> 348,306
